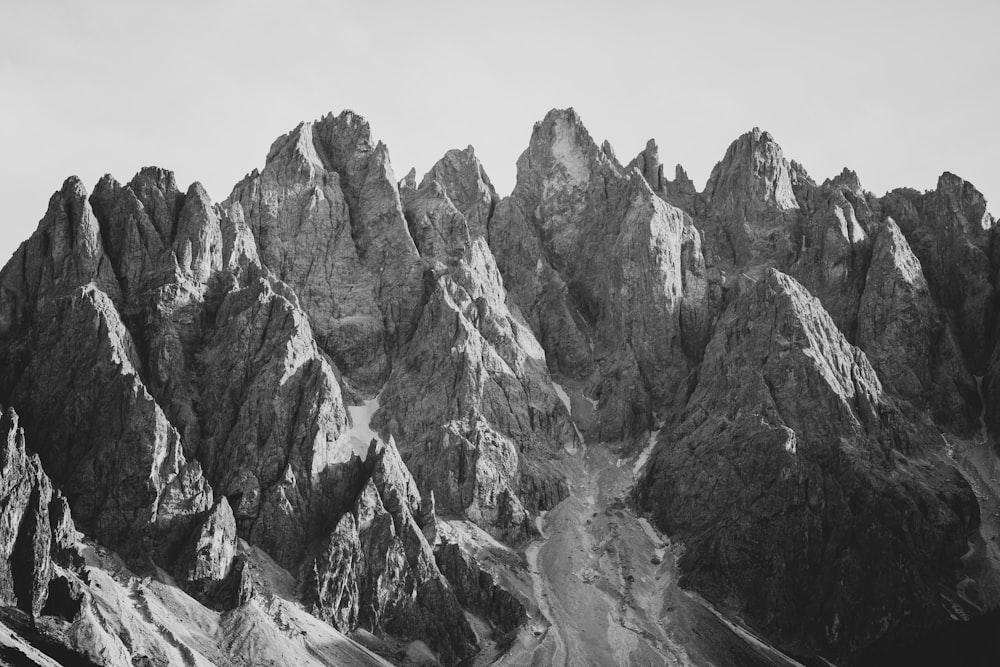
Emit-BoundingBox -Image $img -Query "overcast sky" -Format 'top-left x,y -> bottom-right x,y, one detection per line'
2,0 -> 997,264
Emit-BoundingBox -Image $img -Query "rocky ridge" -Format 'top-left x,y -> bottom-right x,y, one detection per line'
0,107 -> 997,666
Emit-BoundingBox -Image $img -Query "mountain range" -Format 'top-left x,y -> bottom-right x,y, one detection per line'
0,108 -> 997,666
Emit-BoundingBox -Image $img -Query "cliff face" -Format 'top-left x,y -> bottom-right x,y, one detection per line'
1,108 -> 997,667
487,109 -> 711,440
637,270 -> 978,660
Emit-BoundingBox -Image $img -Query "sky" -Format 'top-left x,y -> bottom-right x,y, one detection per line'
1,0 -> 998,264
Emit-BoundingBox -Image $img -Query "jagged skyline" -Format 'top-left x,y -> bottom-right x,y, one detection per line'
2,0 -> 997,265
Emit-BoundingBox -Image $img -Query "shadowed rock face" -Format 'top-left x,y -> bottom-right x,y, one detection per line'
638,269 -> 979,661
0,409 -> 81,619
302,440 -> 478,664
882,173 -> 995,370
858,219 -> 979,434
790,169 -> 876,340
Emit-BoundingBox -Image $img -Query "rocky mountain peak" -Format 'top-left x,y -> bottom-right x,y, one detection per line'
515,107 -> 610,197
626,138 -> 663,191
935,170 -> 994,234
705,126 -> 799,213
2,106 -> 998,667
417,145 -> 498,237
825,167 -> 863,193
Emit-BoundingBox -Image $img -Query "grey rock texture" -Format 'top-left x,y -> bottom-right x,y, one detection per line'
701,127 -> 801,271
0,151 -> 493,663
380,147 -> 578,543
180,497 -> 238,599
0,408 -> 78,618
2,107 -> 998,666
882,172 -> 995,370
225,111 -> 425,392
487,109 -> 711,439
303,439 -> 477,664
790,168 -> 875,338
435,539 -> 527,635
858,219 -> 978,434
638,269 -> 979,661
627,139 -> 698,211
0,279 -> 213,561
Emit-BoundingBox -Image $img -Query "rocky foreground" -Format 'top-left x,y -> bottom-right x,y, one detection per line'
0,109 -> 998,666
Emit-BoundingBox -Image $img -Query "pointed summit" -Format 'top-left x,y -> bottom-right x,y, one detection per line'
514,108 -> 612,198
418,145 -> 498,237
699,128 -> 801,269
705,127 -> 799,214
225,109 -> 423,391
934,171 -> 993,235
626,138 -> 663,190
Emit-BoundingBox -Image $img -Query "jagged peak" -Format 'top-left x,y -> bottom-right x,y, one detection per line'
933,170 -> 993,231
936,170 -> 988,205
723,126 -> 787,163
262,109 -> 377,178
600,139 -> 619,165
626,139 -> 662,190
822,167 -> 863,193
318,108 -> 370,133
420,144 -> 492,191
399,167 -> 417,193
95,172 -> 121,192
869,217 -> 926,288
184,180 -> 212,202
705,126 -> 798,212
516,107 -> 609,193
129,165 -> 178,191
58,174 -> 88,199
530,107 -> 599,159
626,166 -> 657,198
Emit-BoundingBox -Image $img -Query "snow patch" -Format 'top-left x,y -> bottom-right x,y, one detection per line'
551,381 -> 572,413
633,429 -> 660,478
346,397 -> 381,459
552,380 -> 585,452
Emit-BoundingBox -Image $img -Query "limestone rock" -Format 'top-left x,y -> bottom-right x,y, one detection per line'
381,153 -> 578,541
858,219 -> 978,434
180,497 -> 238,598
0,284 -> 213,561
0,176 -> 121,336
225,111 -> 425,392
882,173 -> 995,369
487,109 -> 712,438
0,409 -> 53,618
626,139 -> 698,210
790,169 -> 876,338
701,127 -> 801,270
417,146 -> 498,238
304,439 -> 478,665
435,539 -> 527,634
195,276 -> 359,567
639,269 -> 979,661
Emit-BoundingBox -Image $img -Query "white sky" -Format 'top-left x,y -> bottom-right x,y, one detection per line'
2,0 -> 998,264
